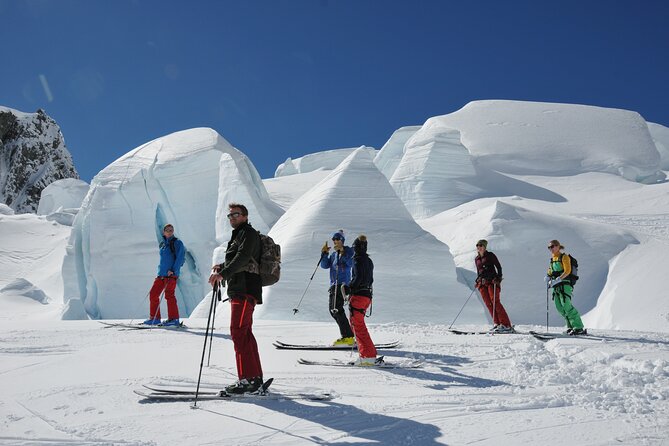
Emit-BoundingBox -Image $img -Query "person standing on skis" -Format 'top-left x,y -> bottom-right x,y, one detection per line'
320,230 -> 355,345
143,223 -> 185,326
546,239 -> 586,335
348,235 -> 382,366
208,203 -> 264,394
474,239 -> 513,333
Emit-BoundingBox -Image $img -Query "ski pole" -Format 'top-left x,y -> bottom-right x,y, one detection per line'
292,258 -> 321,314
448,286 -> 478,329
192,281 -> 219,409
546,284 -> 550,332
207,282 -> 227,366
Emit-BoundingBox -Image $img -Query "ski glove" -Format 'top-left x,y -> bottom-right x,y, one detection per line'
321,242 -> 330,254
548,277 -> 563,288
543,275 -> 551,285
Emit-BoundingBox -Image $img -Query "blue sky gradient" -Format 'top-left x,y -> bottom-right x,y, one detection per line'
2,0 -> 668,181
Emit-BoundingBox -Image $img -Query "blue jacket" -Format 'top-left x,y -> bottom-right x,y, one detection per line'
157,235 -> 186,277
320,246 -> 353,286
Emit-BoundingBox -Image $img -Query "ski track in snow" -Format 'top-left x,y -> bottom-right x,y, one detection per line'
0,321 -> 667,445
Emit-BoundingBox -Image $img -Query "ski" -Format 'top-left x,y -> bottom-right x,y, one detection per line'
528,330 -> 598,341
448,328 -> 520,335
448,329 -> 492,335
99,321 -> 186,330
136,379 -> 335,401
273,340 -> 400,350
297,356 -> 422,369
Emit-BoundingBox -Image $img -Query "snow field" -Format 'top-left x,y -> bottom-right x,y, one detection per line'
1,318 -> 666,445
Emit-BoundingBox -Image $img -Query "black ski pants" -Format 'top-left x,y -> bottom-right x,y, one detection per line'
328,285 -> 354,338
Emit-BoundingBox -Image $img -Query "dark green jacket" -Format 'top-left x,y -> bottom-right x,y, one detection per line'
218,221 -> 262,303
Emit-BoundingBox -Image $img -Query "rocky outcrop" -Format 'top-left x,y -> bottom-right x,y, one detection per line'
0,106 -> 79,213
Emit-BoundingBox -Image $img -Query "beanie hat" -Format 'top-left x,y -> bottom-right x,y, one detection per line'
332,230 -> 345,242
476,239 -> 488,248
353,234 -> 367,254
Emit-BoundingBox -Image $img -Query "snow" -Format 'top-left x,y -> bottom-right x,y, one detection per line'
648,122 -> 669,170
0,317 -> 666,445
0,203 -> 15,215
258,148 -> 478,324
274,146 -> 377,177
61,128 -> 279,319
388,100 -> 665,219
1,99 -> 669,444
36,178 -> 90,215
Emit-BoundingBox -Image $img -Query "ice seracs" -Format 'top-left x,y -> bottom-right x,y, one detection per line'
257,147 -> 479,324
385,100 -> 665,219
420,199 -> 639,325
62,128 -> 280,319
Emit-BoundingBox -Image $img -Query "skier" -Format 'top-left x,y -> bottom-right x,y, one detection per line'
143,223 -> 185,326
546,240 -> 586,335
474,239 -> 513,333
320,230 -> 355,345
208,203 -> 264,394
348,235 -> 382,366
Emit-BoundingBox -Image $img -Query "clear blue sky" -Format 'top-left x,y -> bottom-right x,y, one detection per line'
2,0 -> 668,182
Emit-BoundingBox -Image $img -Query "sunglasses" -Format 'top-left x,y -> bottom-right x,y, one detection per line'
476,244 -> 484,247
164,228 -> 174,232
548,245 -> 557,249
227,212 -> 242,219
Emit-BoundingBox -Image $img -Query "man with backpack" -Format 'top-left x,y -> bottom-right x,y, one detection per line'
143,223 -> 185,326
546,239 -> 586,335
208,203 -> 264,394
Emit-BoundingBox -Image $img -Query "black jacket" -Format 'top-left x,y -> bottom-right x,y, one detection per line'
217,221 -> 262,303
350,253 -> 374,298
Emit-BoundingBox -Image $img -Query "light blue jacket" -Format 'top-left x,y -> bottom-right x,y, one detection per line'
157,235 -> 186,277
320,246 -> 354,286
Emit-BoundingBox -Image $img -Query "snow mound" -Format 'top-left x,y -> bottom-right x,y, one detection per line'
419,199 -> 638,325
258,147 -> 478,324
62,128 -> 279,319
263,170 -> 331,210
583,241 -> 669,332
648,122 -> 669,170
274,146 -> 377,177
0,203 -> 14,215
37,178 -> 90,215
387,123 -> 565,219
373,126 -> 420,179
427,100 -> 664,182
214,152 -> 283,243
0,278 -> 49,304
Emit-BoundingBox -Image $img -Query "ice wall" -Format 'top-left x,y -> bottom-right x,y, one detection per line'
62,128 -> 278,319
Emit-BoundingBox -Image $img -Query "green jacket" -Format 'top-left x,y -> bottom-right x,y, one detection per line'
218,221 -> 262,303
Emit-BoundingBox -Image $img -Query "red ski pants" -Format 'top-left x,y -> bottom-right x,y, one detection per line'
349,295 -> 377,359
477,281 -> 511,327
230,295 -> 263,380
148,276 -> 179,320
